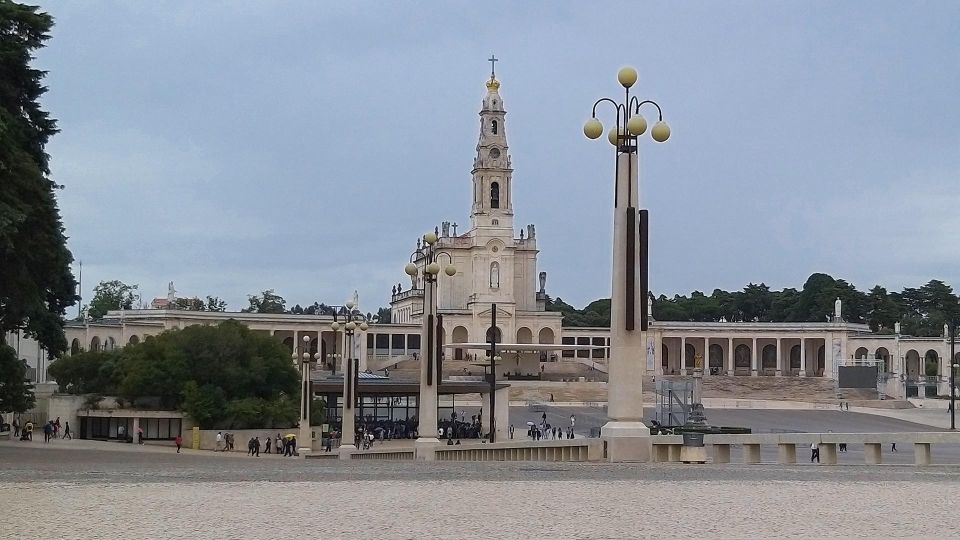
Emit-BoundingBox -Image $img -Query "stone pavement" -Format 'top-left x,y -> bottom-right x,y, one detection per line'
3,445 -> 960,538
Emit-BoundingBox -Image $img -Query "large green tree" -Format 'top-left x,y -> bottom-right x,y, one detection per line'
48,320 -> 301,429
0,344 -> 35,414
87,280 -> 138,319
0,2 -> 76,358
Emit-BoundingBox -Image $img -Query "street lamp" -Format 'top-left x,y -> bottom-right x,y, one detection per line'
405,230 -> 456,458
294,334 -> 318,456
332,301 -> 368,455
950,321 -> 956,430
583,66 -> 670,461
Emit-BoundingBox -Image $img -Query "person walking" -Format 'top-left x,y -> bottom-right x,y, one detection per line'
810,441 -> 820,463
508,424 -> 515,439
43,421 -> 52,443
12,417 -> 19,438
62,421 -> 72,440
247,437 -> 255,456
175,434 -> 182,453
264,436 -> 272,454
891,442 -> 897,452
276,434 -> 283,456
215,431 -> 223,452
137,426 -> 144,445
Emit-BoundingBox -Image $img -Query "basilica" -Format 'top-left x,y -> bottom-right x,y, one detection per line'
388,67 -> 563,360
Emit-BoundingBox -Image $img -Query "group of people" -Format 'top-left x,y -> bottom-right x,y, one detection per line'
522,413 -> 576,441
213,432 -> 299,456
11,416 -> 71,442
524,424 -> 574,441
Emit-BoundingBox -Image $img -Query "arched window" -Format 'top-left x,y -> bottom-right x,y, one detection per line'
490,182 -> 500,209
489,262 -> 500,289
491,120 -> 498,134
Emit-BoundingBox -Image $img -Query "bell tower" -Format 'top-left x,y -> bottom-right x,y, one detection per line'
470,55 -> 513,230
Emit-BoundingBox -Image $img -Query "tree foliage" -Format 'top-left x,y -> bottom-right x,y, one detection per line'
243,289 -> 286,314
87,280 -> 138,319
550,273 -> 960,337
0,344 -> 35,414
48,320 -> 301,429
205,295 -> 227,312
172,295 -> 227,312
0,2 -> 76,355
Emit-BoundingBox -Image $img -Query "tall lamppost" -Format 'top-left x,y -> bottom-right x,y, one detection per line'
405,230 -> 456,459
583,66 -> 670,462
950,321 -> 956,430
331,301 -> 367,457
294,334 -> 319,456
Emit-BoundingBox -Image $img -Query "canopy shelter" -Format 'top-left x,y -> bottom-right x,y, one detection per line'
310,372 -> 509,439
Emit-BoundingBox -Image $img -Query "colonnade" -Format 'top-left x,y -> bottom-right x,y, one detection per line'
658,335 -> 830,377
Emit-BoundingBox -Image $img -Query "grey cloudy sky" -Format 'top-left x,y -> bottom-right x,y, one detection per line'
37,1 -> 960,312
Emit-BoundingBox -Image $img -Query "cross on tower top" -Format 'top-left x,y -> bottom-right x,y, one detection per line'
488,54 -> 498,78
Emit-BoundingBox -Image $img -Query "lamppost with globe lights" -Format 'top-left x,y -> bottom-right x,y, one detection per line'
404,230 -> 456,458
582,66 -> 670,461
293,334 -> 320,456
330,301 -> 367,455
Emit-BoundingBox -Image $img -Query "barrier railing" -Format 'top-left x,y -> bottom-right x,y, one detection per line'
651,432 -> 960,466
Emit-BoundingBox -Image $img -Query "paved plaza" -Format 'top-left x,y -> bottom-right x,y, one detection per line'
2,444 -> 960,539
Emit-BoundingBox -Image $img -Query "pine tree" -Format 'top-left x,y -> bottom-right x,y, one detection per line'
0,3 -> 76,358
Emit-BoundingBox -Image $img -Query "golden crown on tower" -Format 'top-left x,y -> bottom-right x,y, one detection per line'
486,76 -> 500,90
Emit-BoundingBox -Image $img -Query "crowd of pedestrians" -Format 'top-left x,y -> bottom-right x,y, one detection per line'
10,416 -> 73,443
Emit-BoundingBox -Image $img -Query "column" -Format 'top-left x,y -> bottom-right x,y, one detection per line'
298,356 -> 312,456
727,337 -> 734,376
751,337 -> 758,376
600,149 -> 649,462
680,336 -> 687,376
799,337 -> 806,377
703,338 -> 710,376
339,330 -> 356,458
293,330 -> 299,367
131,417 -> 140,448
776,337 -> 783,376
416,278 -> 440,459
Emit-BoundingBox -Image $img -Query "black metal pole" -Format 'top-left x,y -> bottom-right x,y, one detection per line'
77,260 -> 82,319
951,322 -> 956,430
489,303 -> 497,443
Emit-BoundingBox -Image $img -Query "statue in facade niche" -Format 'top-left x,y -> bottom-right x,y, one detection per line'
834,297 -> 842,320
539,271 -> 546,293
520,228 -> 524,240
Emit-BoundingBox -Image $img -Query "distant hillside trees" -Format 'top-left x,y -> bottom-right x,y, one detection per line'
547,273 -> 959,337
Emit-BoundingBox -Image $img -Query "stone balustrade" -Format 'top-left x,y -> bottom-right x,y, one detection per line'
435,439 -> 602,462
652,432 -> 960,466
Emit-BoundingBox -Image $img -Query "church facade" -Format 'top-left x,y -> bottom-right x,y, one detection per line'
388,69 -> 563,360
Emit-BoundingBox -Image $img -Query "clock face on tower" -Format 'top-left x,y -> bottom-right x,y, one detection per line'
488,148 -> 501,159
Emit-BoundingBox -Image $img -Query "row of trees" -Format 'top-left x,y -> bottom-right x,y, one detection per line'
548,273 -> 960,337
48,321 -> 319,429
84,282 -> 392,323
84,280 -> 227,319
